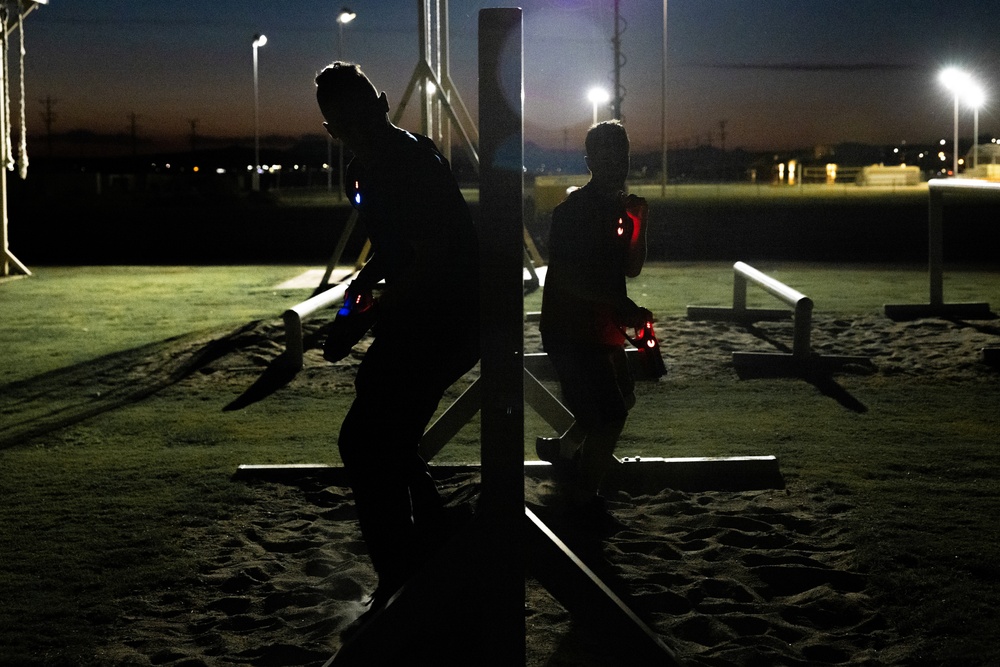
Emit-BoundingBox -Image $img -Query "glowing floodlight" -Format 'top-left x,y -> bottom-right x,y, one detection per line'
587,87 -> 610,124
338,8 -> 357,25
939,67 -> 971,92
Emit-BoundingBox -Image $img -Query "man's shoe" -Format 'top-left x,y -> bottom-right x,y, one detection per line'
535,436 -> 561,463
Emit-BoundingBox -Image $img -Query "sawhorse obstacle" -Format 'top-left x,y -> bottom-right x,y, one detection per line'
884,178 -> 996,320
280,272 -> 359,371
237,348 -> 781,491
687,261 -> 872,375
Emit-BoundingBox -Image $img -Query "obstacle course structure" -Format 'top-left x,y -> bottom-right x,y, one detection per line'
884,178 -> 997,321
1,0 -> 47,278
688,261 -> 872,375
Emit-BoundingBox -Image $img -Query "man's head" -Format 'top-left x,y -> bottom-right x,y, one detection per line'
585,120 -> 630,189
315,62 -> 390,150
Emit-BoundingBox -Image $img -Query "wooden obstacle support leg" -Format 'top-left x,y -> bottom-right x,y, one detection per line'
525,508 -> 681,665
884,179 -> 994,320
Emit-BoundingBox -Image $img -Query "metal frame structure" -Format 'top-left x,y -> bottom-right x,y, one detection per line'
1,0 -> 46,278
314,0 -> 545,295
394,0 -> 478,169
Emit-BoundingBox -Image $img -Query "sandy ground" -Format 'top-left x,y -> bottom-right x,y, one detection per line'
14,307 -> 998,666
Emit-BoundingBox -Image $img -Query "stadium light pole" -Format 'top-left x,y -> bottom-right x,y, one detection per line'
252,33 -> 267,192
966,83 -> 985,170
588,87 -> 609,126
661,0 -> 668,195
337,7 -> 356,55
940,67 -> 971,177
330,8 -> 356,195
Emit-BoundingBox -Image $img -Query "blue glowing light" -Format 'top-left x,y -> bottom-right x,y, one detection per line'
354,192 -> 361,205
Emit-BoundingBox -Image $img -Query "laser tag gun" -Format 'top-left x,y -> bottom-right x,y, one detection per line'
323,282 -> 377,363
622,317 -> 667,379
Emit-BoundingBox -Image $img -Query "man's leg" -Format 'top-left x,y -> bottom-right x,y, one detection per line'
338,394 -> 420,598
546,346 -> 633,504
339,336 -> 477,598
573,416 -> 626,502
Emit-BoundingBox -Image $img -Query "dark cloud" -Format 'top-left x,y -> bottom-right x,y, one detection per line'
683,61 -> 920,72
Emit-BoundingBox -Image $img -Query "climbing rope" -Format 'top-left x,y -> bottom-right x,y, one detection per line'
0,1 -> 31,178
17,2 -> 27,178
1,5 -> 12,172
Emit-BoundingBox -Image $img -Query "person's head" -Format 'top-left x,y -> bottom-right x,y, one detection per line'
584,120 -> 630,189
315,61 -> 390,150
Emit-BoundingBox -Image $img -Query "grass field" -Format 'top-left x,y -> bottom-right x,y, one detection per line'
2,261 -> 1000,665
4,261 -> 997,383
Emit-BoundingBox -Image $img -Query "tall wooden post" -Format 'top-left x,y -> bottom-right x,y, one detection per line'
478,7 -> 525,663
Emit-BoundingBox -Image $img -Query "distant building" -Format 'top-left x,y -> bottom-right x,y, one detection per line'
964,143 -> 1000,181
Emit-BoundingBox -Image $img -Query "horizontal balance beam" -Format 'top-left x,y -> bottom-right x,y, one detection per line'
235,455 -> 783,494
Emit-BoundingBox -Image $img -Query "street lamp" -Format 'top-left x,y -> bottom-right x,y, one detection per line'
965,84 -> 985,171
939,67 -> 971,176
587,87 -> 610,126
252,33 -> 267,192
329,8 -> 357,194
337,7 -> 356,56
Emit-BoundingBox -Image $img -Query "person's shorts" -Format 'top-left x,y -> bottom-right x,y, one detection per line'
546,345 -> 635,428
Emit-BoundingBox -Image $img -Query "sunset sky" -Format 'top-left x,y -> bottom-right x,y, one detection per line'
16,0 -> 1000,155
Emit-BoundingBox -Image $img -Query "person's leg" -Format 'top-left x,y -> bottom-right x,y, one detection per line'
338,393 -> 417,596
573,416 -> 625,502
339,338 -> 441,597
539,349 -> 593,463
339,335 -> 478,598
546,346 -> 633,503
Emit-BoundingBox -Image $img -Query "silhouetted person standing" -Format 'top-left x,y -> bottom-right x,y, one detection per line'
316,62 -> 480,608
538,119 -> 650,525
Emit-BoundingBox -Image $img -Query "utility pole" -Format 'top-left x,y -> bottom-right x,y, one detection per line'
611,0 -> 624,120
719,119 -> 727,152
39,95 -> 56,157
188,118 -> 198,153
128,112 -> 140,157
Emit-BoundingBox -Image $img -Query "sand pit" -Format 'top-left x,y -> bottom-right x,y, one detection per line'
102,471 -> 898,666
64,308 -> 997,667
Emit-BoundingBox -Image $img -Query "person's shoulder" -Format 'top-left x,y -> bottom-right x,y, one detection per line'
554,184 -> 594,215
391,129 -> 441,158
384,130 -> 450,175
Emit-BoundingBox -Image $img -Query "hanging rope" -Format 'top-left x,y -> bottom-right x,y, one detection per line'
0,5 -> 11,172
17,2 -> 27,178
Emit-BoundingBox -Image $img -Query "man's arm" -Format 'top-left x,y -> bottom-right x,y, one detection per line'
623,193 -> 648,278
353,251 -> 386,292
